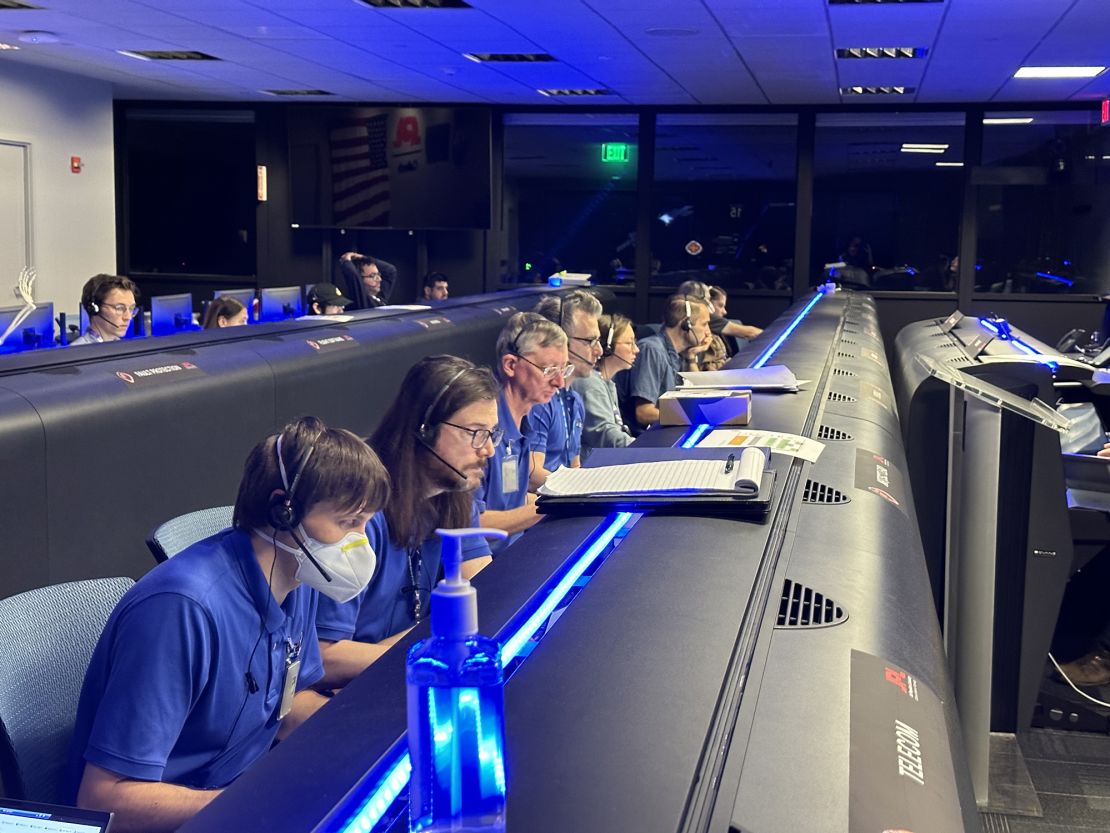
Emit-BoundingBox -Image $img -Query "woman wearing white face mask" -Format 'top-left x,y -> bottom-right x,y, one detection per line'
70,417 -> 390,833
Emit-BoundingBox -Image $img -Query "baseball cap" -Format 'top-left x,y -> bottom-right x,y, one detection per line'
309,282 -> 353,309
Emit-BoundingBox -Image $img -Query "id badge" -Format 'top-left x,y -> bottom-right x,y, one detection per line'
278,658 -> 301,720
501,454 -> 519,494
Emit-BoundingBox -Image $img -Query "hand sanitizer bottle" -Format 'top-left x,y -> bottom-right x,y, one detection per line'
407,527 -> 509,833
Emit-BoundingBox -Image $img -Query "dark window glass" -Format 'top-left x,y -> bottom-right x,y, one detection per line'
502,114 -> 637,284
975,110 -> 1108,295
811,113 -> 965,291
652,115 -> 797,294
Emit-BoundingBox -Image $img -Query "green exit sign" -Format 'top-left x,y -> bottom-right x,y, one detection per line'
601,143 -> 631,163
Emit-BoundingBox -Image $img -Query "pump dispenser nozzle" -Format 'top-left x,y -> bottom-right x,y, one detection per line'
431,527 -> 507,640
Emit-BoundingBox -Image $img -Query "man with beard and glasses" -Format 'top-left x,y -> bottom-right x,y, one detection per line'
315,356 -> 501,687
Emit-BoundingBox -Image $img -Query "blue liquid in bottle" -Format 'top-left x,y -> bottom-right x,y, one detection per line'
407,527 -> 508,833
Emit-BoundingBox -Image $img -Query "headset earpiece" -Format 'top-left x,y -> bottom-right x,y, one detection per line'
681,296 -> 693,332
87,300 -> 100,314
415,366 -> 470,447
603,319 -> 616,356
268,491 -> 299,531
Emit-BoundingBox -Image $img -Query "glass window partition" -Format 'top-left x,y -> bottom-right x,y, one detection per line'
975,109 -> 1108,295
502,114 -> 638,285
811,112 -> 965,291
652,114 -> 798,294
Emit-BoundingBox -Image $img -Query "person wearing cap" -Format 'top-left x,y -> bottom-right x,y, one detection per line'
307,283 -> 353,315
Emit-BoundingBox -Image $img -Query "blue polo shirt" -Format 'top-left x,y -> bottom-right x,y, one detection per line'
475,389 -> 531,554
525,388 -> 585,472
629,331 -> 682,408
316,501 -> 490,644
68,528 -> 323,796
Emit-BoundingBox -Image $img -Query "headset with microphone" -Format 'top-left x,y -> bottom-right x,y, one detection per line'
84,276 -> 132,333
268,432 -> 332,583
681,296 -> 694,333
415,365 -> 472,485
600,315 -> 634,367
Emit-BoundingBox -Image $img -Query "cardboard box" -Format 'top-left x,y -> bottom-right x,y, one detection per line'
658,389 -> 752,426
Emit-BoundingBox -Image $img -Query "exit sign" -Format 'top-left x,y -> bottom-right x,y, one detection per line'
601,143 -> 630,163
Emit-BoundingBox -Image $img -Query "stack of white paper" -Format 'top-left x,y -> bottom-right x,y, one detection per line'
678,364 -> 801,391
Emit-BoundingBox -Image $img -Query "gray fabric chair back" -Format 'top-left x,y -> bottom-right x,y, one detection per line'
146,506 -> 233,563
0,576 -> 134,802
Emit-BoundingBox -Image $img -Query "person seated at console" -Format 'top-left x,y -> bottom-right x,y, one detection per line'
628,294 -> 712,431
69,417 -> 390,833
315,356 -> 498,688
419,272 -> 450,303
337,251 -> 397,310
525,290 -> 603,487
306,282 -> 353,316
678,280 -> 762,348
202,296 -> 248,329
71,274 -> 140,346
572,313 -> 638,457
478,312 -> 570,553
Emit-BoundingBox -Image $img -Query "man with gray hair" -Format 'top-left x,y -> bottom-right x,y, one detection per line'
526,291 -> 604,488
477,311 -> 572,553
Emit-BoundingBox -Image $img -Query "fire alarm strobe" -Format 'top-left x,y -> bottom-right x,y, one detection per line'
70,156 -> 82,174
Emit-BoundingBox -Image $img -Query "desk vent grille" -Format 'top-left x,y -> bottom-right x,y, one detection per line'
827,391 -> 857,403
931,332 -> 950,337
833,367 -> 857,377
946,356 -> 973,366
841,338 -> 858,345
777,579 -> 847,628
837,351 -> 855,359
817,425 -> 853,441
803,480 -> 851,504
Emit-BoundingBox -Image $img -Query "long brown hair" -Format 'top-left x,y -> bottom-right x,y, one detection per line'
370,356 -> 499,548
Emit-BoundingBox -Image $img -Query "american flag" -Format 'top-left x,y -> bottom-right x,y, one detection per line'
329,113 -> 391,226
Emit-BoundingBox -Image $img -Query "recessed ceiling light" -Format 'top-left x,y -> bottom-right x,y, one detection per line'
357,0 -> 472,7
983,117 -> 1034,125
1014,66 -> 1105,79
262,89 -> 335,96
118,50 -> 219,61
935,161 -> 964,167
902,143 -> 949,149
901,146 -> 945,153
645,27 -> 699,37
840,86 -> 915,95
836,47 -> 928,59
462,53 -> 555,63
537,88 -> 613,96
18,30 -> 58,44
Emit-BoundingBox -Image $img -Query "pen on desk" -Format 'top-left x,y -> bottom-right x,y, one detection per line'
724,453 -> 735,474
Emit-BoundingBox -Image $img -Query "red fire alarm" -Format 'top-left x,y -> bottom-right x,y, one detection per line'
70,156 -> 82,173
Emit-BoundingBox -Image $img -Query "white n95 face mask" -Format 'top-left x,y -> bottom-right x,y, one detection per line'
270,527 -> 377,603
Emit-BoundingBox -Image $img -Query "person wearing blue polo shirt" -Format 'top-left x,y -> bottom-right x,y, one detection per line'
69,417 -> 390,833
526,290 -> 604,488
629,294 -> 712,430
478,312 -> 571,554
316,356 -> 503,688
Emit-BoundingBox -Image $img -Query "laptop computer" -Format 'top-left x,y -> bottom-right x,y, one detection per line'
0,797 -> 112,832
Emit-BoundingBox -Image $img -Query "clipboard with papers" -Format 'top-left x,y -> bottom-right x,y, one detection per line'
535,446 -> 775,519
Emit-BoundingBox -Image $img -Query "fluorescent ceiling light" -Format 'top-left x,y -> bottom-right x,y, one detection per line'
983,117 -> 1034,125
0,42 -> 19,50
935,161 -> 964,167
902,143 -> 949,149
1014,66 -> 1105,79
901,147 -> 945,154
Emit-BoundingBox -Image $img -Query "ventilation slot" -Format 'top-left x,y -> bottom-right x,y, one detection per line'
802,480 -> 851,505
817,425 -> 854,441
837,351 -> 855,359
827,391 -> 857,403
840,338 -> 858,345
833,368 -> 857,377
930,331 -> 950,337
777,579 -> 848,628
946,356 -> 974,366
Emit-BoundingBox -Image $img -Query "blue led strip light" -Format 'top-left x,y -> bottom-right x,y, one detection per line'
750,290 -> 825,369
1036,271 -> 1073,287
978,317 -> 1058,369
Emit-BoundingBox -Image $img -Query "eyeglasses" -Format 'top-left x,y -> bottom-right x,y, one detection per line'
441,421 -> 504,449
514,353 -> 574,380
570,334 -> 602,348
362,270 -> 381,280
101,303 -> 139,316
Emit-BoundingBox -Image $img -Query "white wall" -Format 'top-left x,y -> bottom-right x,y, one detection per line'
0,61 -> 115,315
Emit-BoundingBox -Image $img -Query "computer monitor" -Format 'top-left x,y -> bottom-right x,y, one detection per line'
212,288 -> 257,323
78,306 -> 140,340
0,796 -> 112,832
150,293 -> 198,337
259,286 -> 304,322
0,302 -> 56,354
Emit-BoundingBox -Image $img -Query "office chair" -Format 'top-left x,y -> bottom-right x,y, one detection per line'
0,576 -> 134,803
146,506 -> 234,563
